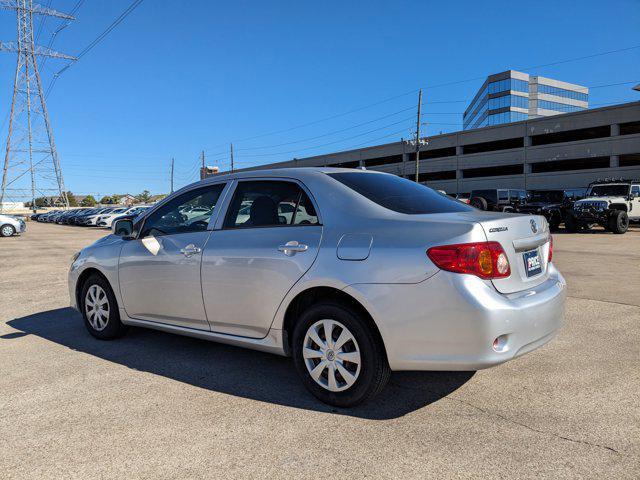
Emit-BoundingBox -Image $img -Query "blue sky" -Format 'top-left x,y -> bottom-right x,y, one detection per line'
0,0 -> 639,197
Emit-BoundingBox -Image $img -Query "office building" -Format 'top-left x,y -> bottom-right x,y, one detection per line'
463,70 -> 589,130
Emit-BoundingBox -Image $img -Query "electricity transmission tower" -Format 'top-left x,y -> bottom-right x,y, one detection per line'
0,0 -> 76,212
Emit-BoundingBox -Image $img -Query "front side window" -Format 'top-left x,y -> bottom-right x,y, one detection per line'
329,172 -> 472,214
224,181 -> 319,228
632,185 -> 640,196
140,184 -> 225,237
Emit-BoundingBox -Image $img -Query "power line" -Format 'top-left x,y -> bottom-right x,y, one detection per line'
230,104 -> 418,153
46,0 -> 145,98
237,116 -> 416,158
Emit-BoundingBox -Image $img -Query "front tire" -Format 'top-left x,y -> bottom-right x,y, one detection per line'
80,274 -> 128,340
608,210 -> 629,234
292,302 -> 390,407
0,224 -> 16,237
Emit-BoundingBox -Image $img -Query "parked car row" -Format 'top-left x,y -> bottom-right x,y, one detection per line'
31,205 -> 151,229
453,178 -> 640,234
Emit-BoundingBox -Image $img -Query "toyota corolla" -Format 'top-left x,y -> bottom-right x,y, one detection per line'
69,168 -> 566,407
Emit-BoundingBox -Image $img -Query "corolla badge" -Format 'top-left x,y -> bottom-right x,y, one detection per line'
530,218 -> 538,233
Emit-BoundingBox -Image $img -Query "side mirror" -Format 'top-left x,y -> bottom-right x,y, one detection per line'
113,218 -> 134,238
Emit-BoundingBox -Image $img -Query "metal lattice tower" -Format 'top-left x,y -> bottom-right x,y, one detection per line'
0,0 -> 76,212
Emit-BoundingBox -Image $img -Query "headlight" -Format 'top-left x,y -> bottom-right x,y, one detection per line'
70,251 -> 80,264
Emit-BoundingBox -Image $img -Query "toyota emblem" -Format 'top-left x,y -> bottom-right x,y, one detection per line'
530,219 -> 538,233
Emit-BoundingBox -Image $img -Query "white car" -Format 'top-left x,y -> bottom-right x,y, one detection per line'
78,207 -> 118,226
96,207 -> 135,228
0,213 -> 26,237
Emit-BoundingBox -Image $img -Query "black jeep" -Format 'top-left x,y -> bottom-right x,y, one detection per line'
517,189 -> 584,231
469,189 -> 526,212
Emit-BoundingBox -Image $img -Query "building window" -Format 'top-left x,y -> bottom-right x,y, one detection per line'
463,137 -> 524,154
537,84 -> 588,102
530,157 -> 610,173
619,154 -> 640,167
419,147 -> 456,160
462,164 -> 524,178
537,100 -> 586,113
530,125 -> 611,146
620,121 -> 640,136
488,78 -> 528,95
487,111 -> 528,125
360,154 -> 403,168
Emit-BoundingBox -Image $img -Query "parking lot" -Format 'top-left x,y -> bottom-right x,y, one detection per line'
1,222 -> 638,479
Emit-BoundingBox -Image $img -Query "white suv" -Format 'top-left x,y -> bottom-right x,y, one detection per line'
567,179 -> 640,234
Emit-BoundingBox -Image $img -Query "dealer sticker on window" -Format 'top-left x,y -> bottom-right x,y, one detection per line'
523,249 -> 542,277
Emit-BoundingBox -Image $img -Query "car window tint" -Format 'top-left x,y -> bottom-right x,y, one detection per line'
224,181 -> 318,228
632,186 -> 640,195
329,172 -> 472,214
141,184 -> 225,237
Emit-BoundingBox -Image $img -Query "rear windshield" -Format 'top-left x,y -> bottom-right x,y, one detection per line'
328,172 -> 472,214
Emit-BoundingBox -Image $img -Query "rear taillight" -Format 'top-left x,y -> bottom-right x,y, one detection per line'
548,235 -> 553,262
427,241 -> 511,279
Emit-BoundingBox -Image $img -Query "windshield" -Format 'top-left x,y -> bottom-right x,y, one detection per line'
587,184 -> 629,197
527,191 -> 565,203
328,172 -> 473,214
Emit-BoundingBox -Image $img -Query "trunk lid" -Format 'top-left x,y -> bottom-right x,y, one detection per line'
472,211 -> 551,293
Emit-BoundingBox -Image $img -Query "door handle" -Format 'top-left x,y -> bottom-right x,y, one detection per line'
278,241 -> 308,256
180,244 -> 202,257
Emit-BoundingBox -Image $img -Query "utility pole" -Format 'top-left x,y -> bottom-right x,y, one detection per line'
170,158 -> 174,193
414,89 -> 422,183
230,143 -> 234,172
0,0 -> 76,212
200,150 -> 205,180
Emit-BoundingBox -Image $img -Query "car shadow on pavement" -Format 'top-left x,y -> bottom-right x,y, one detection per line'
4,307 -> 474,420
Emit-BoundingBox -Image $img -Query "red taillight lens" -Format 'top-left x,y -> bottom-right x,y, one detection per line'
548,235 -> 553,262
427,241 -> 511,279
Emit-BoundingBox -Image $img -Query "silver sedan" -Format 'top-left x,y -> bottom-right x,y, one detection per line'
68,168 -> 566,406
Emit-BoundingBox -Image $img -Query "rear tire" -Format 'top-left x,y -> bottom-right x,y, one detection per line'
470,197 -> 488,210
80,274 -> 128,340
292,302 -> 390,407
0,224 -> 15,237
608,210 -> 629,234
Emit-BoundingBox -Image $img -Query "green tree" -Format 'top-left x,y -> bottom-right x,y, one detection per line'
99,196 -> 112,204
136,190 -> 151,203
81,195 -> 97,207
66,191 -> 78,207
110,194 -> 121,204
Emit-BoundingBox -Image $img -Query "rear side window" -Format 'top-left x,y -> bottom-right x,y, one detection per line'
224,181 -> 319,228
328,172 -> 472,214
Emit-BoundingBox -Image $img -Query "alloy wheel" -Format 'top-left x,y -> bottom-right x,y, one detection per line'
1,225 -> 14,236
85,284 -> 110,331
303,319 -> 361,392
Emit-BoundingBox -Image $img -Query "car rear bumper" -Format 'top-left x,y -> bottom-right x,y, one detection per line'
344,264 -> 566,371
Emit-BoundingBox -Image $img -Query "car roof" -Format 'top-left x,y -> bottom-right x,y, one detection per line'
194,167 -> 382,186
